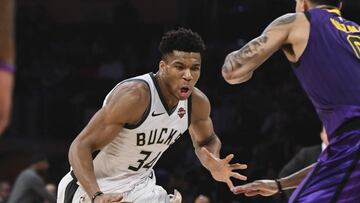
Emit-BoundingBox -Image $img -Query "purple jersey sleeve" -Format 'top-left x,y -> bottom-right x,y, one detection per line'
292,8 -> 360,136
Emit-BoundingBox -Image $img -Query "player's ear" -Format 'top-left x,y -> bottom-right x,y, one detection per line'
159,60 -> 166,72
295,0 -> 305,13
303,0 -> 310,11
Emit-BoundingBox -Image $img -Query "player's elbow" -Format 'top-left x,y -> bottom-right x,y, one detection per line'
222,69 -> 240,84
68,139 -> 83,165
68,141 -> 77,165
68,137 -> 95,165
238,72 -> 253,83
222,69 -> 253,84
222,69 -> 235,84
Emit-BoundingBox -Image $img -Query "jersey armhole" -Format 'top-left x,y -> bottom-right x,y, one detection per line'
290,11 -> 311,67
304,10 -> 311,22
124,79 -> 152,129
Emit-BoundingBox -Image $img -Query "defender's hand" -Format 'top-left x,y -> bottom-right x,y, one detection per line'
200,147 -> 247,190
231,180 -> 278,196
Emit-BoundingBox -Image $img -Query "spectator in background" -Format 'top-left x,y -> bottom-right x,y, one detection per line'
0,0 -> 16,136
278,127 -> 328,201
44,183 -> 56,203
194,194 -> 210,203
0,181 -> 11,203
7,153 -> 56,203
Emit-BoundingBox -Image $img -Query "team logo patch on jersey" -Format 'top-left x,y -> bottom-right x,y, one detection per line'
177,107 -> 186,118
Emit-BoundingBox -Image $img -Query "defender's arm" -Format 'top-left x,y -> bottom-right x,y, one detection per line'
232,163 -> 315,196
222,13 -> 297,84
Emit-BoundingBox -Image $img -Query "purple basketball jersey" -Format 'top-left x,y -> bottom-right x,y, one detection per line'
293,8 -> 360,137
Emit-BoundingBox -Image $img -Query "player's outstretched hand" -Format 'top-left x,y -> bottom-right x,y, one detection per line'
200,147 -> 247,190
169,189 -> 182,203
93,193 -> 123,203
231,180 -> 278,196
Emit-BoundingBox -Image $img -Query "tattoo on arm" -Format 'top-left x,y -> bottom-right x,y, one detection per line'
236,35 -> 269,59
222,13 -> 296,79
265,13 -> 297,32
222,35 -> 268,74
238,14 -> 295,59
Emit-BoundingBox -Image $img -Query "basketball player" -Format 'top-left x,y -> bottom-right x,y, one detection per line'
0,0 -> 15,135
221,0 -> 360,202
57,28 -> 248,203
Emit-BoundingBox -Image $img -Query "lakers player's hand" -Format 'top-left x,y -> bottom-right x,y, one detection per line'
231,180 -> 278,196
93,193 -> 123,203
200,147 -> 247,190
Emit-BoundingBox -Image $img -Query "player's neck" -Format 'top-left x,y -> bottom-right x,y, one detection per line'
154,73 -> 178,110
315,5 -> 339,10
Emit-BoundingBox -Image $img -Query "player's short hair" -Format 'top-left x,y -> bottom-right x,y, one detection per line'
159,27 -> 206,59
309,0 -> 341,7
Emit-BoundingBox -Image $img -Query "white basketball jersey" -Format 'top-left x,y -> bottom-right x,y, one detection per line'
92,73 -> 190,190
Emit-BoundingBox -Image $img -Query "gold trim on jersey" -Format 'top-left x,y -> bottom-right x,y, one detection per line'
325,8 -> 341,16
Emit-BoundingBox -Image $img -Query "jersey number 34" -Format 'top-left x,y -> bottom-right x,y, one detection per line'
128,150 -> 162,171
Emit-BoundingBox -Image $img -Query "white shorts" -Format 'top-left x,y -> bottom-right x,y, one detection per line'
57,169 -> 169,203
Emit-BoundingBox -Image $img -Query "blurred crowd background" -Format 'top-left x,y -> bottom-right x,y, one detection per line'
1,0 -> 360,202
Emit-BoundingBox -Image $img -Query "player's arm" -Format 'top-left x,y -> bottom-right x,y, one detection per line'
0,71 -> 13,135
232,163 -> 315,196
222,13 -> 298,84
189,88 -> 220,158
68,81 -> 149,202
189,88 -> 247,189
279,163 -> 315,190
0,0 -> 16,135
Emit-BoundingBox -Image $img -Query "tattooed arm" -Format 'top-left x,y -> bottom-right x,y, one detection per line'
222,13 -> 298,84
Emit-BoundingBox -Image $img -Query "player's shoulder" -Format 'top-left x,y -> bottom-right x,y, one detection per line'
269,12 -> 307,28
103,80 -> 151,124
191,87 -> 210,114
265,12 -> 308,39
192,87 -> 209,105
107,80 -> 150,107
